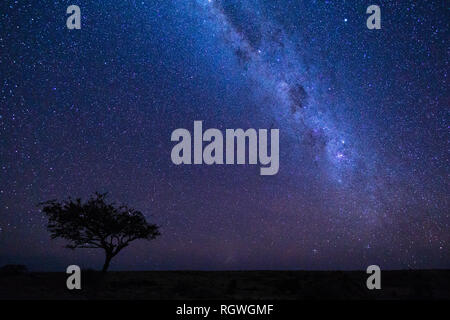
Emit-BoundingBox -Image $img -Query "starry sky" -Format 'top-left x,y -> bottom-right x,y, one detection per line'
0,0 -> 448,271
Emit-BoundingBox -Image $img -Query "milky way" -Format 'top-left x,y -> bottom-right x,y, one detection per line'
195,0 -> 361,178
0,1 -> 448,270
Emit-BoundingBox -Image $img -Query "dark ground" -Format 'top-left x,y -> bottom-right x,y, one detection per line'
0,270 -> 449,300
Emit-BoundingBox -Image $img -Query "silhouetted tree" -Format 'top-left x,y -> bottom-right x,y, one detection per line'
39,192 -> 160,273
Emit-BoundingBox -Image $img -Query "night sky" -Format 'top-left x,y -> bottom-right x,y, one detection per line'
0,1 -> 448,271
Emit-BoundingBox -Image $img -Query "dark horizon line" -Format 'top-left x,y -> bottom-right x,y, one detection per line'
20,268 -> 450,273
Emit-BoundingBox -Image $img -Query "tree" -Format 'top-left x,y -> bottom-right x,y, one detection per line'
39,192 -> 160,273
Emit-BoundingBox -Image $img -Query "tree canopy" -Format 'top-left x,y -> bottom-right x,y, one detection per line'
40,192 -> 160,272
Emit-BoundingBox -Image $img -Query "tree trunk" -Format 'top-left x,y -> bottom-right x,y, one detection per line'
102,253 -> 113,273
